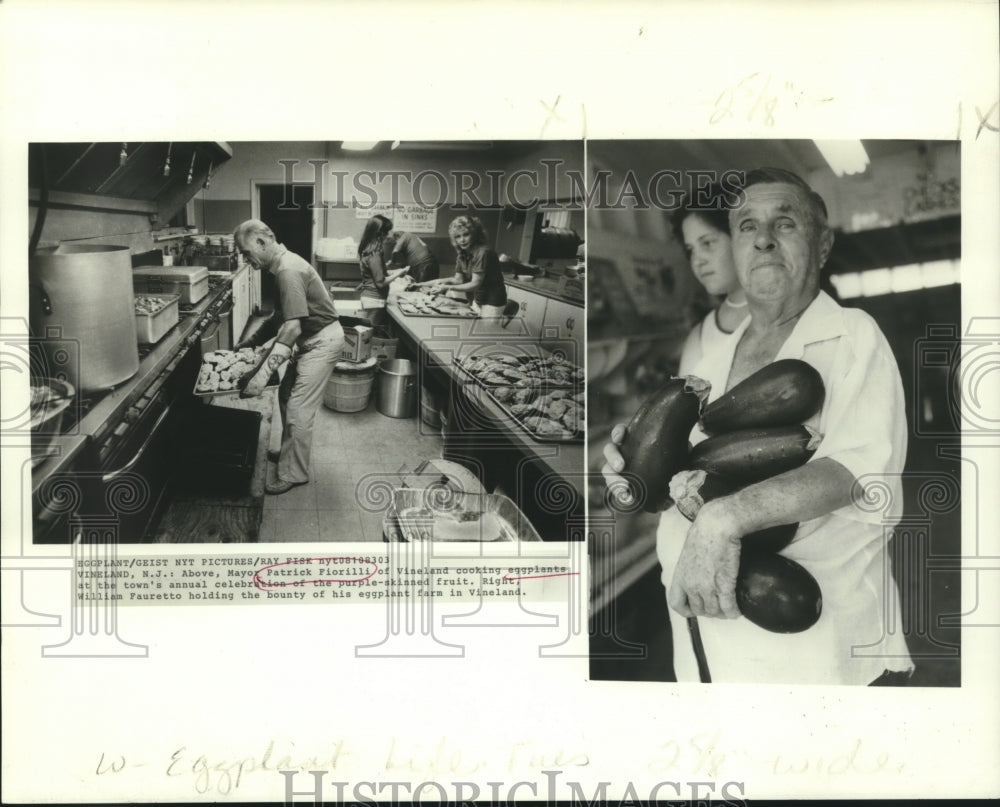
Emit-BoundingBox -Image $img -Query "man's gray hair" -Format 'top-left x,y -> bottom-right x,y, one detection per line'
234,219 -> 275,243
732,167 -> 830,231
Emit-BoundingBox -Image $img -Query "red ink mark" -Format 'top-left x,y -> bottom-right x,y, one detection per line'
252,556 -> 378,590
502,572 -> 580,582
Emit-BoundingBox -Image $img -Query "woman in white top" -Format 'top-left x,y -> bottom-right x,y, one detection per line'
672,190 -> 748,375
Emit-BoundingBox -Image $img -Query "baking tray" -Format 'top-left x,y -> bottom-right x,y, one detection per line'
396,293 -> 476,318
392,488 -> 542,542
193,349 -> 279,397
454,350 -> 583,389
453,358 -> 585,444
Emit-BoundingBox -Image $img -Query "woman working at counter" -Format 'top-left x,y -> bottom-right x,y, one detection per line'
357,214 -> 412,326
414,215 -> 508,318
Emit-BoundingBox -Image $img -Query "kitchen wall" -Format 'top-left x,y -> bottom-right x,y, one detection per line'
808,142 -> 960,232
191,141 -> 328,234
193,141 -> 584,266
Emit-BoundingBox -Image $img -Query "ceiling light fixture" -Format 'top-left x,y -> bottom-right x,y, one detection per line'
391,141 -> 494,152
340,141 -> 380,151
814,140 -> 870,177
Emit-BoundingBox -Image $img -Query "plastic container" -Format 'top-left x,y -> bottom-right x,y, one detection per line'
134,294 -> 180,344
392,488 -> 542,542
323,358 -> 377,413
376,359 -> 417,418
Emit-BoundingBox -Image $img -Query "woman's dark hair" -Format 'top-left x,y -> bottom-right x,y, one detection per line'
669,184 -> 732,246
358,214 -> 393,258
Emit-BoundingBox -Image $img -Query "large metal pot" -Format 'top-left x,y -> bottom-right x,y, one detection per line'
29,244 -> 139,392
376,359 -> 417,418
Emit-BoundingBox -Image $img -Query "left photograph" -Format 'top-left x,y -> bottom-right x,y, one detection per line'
26,140 -> 585,544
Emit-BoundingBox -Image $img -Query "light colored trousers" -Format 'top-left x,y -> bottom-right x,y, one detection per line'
277,321 -> 345,483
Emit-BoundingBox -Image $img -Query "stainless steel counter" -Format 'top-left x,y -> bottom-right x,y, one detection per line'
503,272 -> 584,305
387,303 -> 584,499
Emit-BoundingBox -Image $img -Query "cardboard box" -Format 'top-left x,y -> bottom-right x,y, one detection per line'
341,323 -> 373,362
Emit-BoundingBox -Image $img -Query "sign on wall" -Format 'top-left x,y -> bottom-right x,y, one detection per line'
355,203 -> 437,233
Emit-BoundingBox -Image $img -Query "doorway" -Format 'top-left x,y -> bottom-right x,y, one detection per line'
252,182 -> 317,310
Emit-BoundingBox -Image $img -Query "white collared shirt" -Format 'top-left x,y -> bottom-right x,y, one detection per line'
656,291 -> 914,685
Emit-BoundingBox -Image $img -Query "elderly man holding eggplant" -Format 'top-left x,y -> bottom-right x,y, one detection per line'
602,168 -> 913,686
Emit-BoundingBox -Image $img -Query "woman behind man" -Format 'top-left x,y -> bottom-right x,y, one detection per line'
673,185 -> 748,374
415,215 -> 508,318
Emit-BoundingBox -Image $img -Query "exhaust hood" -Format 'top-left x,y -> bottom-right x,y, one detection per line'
29,141 -> 233,226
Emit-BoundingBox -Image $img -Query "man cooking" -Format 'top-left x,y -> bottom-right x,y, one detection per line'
602,168 -> 913,685
233,220 -> 343,495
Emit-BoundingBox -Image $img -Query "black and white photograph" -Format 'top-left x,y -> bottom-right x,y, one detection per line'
25,140 -> 585,545
588,139 -> 963,687
2,2 -> 998,804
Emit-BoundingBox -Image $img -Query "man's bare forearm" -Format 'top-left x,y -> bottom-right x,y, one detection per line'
274,319 -> 301,350
706,458 -> 857,537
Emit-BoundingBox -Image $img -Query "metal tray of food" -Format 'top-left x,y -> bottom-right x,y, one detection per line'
469,380 -> 585,443
454,351 -> 584,389
393,488 -> 542,543
453,354 -> 585,443
396,292 -> 476,318
193,348 -> 279,396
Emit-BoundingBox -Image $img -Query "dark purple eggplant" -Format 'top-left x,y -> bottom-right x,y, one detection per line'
700,358 -> 826,435
619,376 -> 710,512
690,425 -> 821,485
736,550 -> 823,633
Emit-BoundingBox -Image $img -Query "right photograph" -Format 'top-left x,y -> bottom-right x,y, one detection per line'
587,140 -> 962,686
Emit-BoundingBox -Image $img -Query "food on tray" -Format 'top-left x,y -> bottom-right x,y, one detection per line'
512,387 -> 536,406
396,291 -> 474,317
456,351 -> 585,440
134,294 -> 176,315
195,347 -> 271,394
459,352 -> 582,388
522,416 -> 574,439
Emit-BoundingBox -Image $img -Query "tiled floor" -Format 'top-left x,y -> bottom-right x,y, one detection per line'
259,396 -> 444,542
